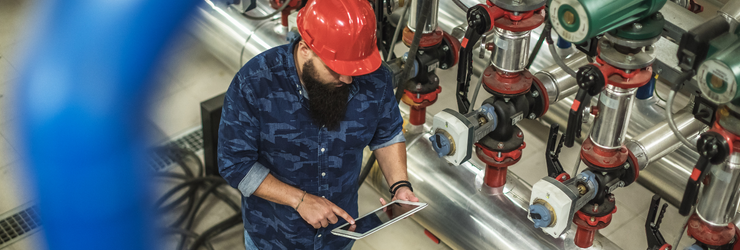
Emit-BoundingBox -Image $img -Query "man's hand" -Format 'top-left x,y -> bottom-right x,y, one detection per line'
379,186 -> 419,206
297,194 -> 355,229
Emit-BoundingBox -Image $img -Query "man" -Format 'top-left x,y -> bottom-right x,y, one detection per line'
217,0 -> 418,249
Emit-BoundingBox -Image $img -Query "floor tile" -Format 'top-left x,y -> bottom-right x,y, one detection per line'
164,43 -> 235,90
0,79 -> 20,124
351,239 -> 377,250
0,133 -> 19,168
147,88 -> 202,139
183,69 -> 233,104
0,162 -> 37,216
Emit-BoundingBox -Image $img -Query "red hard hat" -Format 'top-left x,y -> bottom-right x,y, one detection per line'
297,0 -> 382,76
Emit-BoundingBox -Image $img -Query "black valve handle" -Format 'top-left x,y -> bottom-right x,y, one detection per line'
546,124 -> 567,179
646,195 -> 670,250
563,65 -> 605,147
678,131 -> 730,216
456,5 -> 492,114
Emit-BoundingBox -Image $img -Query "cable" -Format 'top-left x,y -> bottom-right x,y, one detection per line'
666,72 -> 697,151
241,0 -> 290,20
526,29 -> 546,69
468,73 -> 485,113
451,0 -> 469,12
542,16 -> 577,78
161,228 -> 215,250
386,0 -> 412,61
189,214 -> 244,250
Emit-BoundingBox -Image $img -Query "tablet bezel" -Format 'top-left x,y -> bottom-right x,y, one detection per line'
330,200 -> 427,240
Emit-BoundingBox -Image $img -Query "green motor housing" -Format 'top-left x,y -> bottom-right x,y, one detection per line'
549,0 -> 667,44
698,42 -> 740,104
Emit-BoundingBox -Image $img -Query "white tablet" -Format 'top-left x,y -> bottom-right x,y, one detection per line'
331,200 -> 427,240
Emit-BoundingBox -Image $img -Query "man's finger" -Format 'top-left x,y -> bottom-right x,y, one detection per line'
332,205 -> 355,224
379,198 -> 386,205
311,222 -> 320,229
320,219 -> 329,228
328,213 -> 339,224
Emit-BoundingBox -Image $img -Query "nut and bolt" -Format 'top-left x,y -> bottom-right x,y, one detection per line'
441,63 -> 448,69
517,131 -> 523,138
626,55 -> 634,62
624,163 -> 630,169
528,113 -> 536,119
590,217 -> 595,222
608,194 -> 615,202
601,42 -> 610,49
442,45 -> 449,51
592,203 -> 599,213
588,75 -> 594,80
532,90 -> 539,98
618,181 -> 625,188
633,23 -> 643,30
497,142 -> 504,149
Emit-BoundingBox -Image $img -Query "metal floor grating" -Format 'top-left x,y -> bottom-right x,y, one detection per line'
147,128 -> 204,172
0,204 -> 42,249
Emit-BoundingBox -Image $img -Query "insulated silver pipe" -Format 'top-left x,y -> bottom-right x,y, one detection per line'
407,0 -> 439,33
365,107 -> 621,250
589,85 -> 638,149
626,110 -> 705,170
536,52 -> 589,104
696,153 -> 740,226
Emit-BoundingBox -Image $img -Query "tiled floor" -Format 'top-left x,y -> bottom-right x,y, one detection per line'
0,0 -> 715,250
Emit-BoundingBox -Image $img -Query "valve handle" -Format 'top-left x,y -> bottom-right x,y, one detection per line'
563,65 -> 604,147
646,195 -> 670,250
456,5 -> 493,114
678,131 -> 730,216
546,124 -> 566,178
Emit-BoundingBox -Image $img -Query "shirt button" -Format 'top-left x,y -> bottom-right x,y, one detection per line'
322,196 -> 325,198
321,148 -> 325,152
322,172 -> 326,177
299,90 -> 302,95
318,234 -> 322,238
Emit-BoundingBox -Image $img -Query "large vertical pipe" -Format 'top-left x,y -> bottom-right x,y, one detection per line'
407,0 -> 439,33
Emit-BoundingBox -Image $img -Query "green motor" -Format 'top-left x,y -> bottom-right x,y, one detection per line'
698,42 -> 740,104
549,0 -> 667,44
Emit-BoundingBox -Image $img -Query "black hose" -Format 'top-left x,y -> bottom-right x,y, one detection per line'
189,214 -> 244,250
178,183 -> 225,250
155,177 -> 227,210
359,0 -> 432,188
161,228 -> 215,250
526,29 -> 546,69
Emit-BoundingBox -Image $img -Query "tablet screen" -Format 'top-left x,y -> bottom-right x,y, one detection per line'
338,202 -> 421,234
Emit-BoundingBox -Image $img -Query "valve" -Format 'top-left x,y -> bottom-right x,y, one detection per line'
678,131 -> 730,216
430,104 -> 498,165
563,64 -> 605,147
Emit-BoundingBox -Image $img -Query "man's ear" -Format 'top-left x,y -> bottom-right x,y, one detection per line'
298,41 -> 314,60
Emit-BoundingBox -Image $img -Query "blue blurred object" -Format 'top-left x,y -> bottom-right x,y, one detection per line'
636,73 -> 657,100
556,36 -> 572,49
16,0 -> 199,249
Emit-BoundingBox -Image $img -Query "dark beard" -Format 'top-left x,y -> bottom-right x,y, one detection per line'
302,61 -> 350,131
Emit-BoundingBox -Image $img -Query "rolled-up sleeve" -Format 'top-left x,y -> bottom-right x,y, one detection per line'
218,73 -> 269,197
368,70 -> 406,151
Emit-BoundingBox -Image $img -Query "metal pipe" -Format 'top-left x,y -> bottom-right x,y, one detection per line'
536,52 -> 589,104
365,107 -> 621,249
490,28 -> 531,72
589,85 -> 638,149
696,152 -> 740,226
407,0 -> 439,33
720,0 -> 740,33
626,110 -> 705,170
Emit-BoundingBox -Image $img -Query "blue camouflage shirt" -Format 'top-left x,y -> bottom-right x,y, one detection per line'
217,39 -> 405,250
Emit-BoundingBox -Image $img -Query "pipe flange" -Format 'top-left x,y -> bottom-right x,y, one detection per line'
604,32 -> 660,49
598,39 -> 656,70
625,140 -> 649,171
490,0 -> 546,12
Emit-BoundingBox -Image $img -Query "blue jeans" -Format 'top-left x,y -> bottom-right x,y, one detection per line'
244,230 -> 355,250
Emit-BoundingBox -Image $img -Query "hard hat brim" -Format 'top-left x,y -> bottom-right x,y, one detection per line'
323,46 -> 382,77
